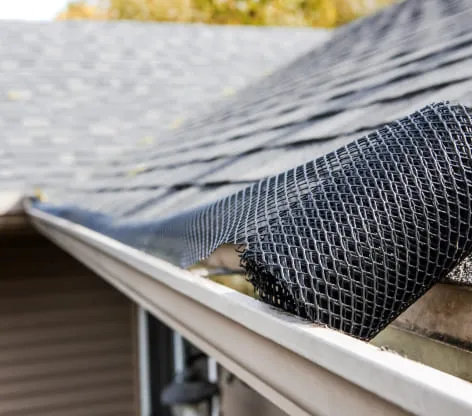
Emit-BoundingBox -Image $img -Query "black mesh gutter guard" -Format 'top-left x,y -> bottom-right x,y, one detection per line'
34,102 -> 472,341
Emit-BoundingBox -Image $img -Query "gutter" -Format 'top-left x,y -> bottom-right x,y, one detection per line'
27,201 -> 472,416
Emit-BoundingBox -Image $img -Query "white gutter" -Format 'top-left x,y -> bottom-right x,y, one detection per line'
27,203 -> 472,416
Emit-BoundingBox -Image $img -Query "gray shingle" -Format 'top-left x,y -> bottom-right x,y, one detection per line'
0,20 -> 328,188
42,0 -> 472,230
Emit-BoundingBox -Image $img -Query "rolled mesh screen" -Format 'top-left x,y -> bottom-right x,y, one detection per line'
37,102 -> 472,340
238,102 -> 472,340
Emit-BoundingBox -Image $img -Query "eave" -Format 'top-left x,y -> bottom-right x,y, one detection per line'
0,191 -> 33,236
26,202 -> 472,416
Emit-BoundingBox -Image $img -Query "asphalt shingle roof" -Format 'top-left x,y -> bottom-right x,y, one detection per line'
44,0 -> 472,224
0,20 -> 328,189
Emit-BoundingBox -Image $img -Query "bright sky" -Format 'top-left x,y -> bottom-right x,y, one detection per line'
0,0 -> 69,21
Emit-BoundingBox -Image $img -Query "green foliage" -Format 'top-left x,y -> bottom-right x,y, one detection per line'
58,0 -> 396,28
56,1 -> 105,20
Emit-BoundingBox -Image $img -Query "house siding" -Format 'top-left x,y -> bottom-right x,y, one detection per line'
0,235 -> 138,416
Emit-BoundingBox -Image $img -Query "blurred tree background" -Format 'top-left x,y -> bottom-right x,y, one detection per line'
57,0 -> 396,27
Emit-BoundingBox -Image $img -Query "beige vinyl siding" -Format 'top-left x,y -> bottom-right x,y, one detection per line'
0,235 -> 138,416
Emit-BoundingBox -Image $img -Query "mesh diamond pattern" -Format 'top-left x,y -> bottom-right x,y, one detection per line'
38,102 -> 472,340
237,103 -> 472,339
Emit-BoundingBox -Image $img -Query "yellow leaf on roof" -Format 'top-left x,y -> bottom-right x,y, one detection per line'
168,117 -> 185,130
34,188 -> 48,202
7,90 -> 31,101
138,135 -> 155,145
127,164 -> 147,176
222,87 -> 236,96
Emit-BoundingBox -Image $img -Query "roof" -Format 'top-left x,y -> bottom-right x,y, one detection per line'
26,0 -> 472,337
41,0 -> 472,219
10,2 -> 472,413
0,20 -> 328,189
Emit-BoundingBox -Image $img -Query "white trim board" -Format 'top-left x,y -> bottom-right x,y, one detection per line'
0,191 -> 24,216
0,191 -> 34,235
27,202 -> 472,416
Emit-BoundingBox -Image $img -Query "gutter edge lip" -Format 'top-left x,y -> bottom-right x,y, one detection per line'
26,201 -> 472,415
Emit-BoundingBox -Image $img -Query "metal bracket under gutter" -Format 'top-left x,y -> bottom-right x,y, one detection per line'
27,203 -> 472,416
